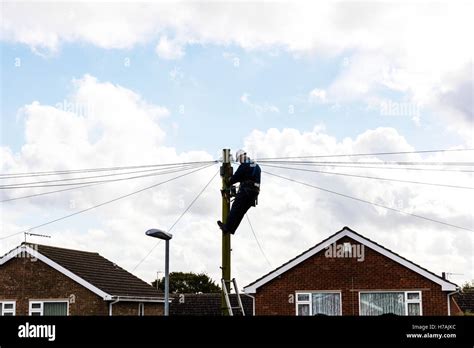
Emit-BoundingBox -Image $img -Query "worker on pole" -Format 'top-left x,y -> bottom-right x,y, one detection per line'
217,149 -> 261,235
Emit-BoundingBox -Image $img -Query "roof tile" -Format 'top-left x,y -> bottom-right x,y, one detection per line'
25,243 -> 162,299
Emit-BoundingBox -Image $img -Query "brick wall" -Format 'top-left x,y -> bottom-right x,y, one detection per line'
254,237 -> 458,316
0,256 -> 163,316
0,256 -> 108,315
111,302 -> 163,316
143,303 -> 163,316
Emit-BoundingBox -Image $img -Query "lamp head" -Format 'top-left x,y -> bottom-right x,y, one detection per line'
145,229 -> 173,240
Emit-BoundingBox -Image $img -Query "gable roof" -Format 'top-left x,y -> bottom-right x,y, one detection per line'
0,243 -> 163,301
170,293 -> 254,316
244,226 -> 458,293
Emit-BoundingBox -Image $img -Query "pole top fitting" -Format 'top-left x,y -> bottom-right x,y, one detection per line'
222,149 -> 231,164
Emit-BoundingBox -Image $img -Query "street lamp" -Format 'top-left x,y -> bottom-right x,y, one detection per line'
145,228 -> 173,316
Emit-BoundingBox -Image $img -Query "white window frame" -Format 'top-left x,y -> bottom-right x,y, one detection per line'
405,291 -> 423,316
295,291 -> 342,316
0,301 -> 16,316
295,293 -> 311,316
358,291 -> 422,316
138,302 -> 145,316
29,302 -> 43,316
29,300 -> 70,316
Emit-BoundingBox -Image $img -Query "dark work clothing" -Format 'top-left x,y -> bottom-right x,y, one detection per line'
229,162 -> 261,187
225,189 -> 259,234
225,162 -> 261,234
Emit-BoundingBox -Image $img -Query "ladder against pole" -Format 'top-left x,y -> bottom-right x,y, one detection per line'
221,278 -> 245,316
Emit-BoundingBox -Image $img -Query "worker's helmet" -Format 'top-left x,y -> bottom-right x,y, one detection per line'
235,149 -> 247,163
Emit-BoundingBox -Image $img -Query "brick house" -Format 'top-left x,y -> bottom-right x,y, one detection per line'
244,226 -> 461,316
0,243 -> 164,316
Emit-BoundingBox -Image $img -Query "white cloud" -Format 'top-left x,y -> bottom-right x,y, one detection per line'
309,88 -> 327,103
2,99 -> 472,286
241,126 -> 473,285
2,2 -> 471,136
429,65 -> 473,143
311,51 -> 471,136
240,93 -> 250,104
155,36 -> 184,60
1,1 -> 473,286
2,2 -> 470,64
0,75 -> 219,285
240,93 -> 279,115
169,66 -> 184,84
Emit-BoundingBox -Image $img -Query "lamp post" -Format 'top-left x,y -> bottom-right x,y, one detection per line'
145,228 -> 173,316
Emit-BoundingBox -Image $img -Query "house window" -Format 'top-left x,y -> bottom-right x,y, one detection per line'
296,292 -> 341,316
406,292 -> 422,315
29,301 -> 68,316
296,293 -> 311,316
138,303 -> 145,316
0,301 -> 16,316
359,291 -> 422,316
30,302 -> 43,316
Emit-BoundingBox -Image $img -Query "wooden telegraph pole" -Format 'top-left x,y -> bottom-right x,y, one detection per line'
220,149 -> 233,315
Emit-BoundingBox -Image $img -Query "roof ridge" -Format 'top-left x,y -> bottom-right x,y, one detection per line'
23,242 -> 99,255
244,226 -> 347,288
31,243 -> 157,288
244,226 -> 458,290
2,242 -> 161,299
345,228 -> 458,287
0,244 -> 23,260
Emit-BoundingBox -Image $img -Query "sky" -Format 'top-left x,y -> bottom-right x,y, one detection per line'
0,1 -> 473,289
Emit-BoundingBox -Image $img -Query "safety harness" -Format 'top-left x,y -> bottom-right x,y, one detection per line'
241,163 -> 260,206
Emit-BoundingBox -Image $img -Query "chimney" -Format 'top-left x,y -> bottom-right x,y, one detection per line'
442,272 -> 446,280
